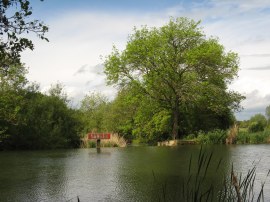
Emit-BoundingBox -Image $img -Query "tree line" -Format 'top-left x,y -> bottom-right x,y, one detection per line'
0,1 -> 245,149
0,64 -> 82,149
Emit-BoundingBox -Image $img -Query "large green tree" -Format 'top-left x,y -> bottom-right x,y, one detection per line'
104,17 -> 244,139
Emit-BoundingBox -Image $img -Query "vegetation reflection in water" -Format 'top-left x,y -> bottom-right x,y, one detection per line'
152,147 -> 269,202
0,145 -> 270,201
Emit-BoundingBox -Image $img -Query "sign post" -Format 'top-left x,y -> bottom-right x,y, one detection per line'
87,133 -> 111,152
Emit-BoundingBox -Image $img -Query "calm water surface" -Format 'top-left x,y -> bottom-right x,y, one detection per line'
0,145 -> 270,201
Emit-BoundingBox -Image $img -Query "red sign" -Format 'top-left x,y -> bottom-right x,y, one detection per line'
88,133 -> 111,140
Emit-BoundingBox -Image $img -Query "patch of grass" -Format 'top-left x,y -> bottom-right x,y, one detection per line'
87,141 -> 96,148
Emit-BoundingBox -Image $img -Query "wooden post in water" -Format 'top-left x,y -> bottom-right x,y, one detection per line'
96,139 -> 101,148
96,139 -> 101,153
87,133 -> 111,153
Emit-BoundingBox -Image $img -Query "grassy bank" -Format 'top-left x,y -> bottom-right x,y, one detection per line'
236,130 -> 270,144
184,129 -> 270,145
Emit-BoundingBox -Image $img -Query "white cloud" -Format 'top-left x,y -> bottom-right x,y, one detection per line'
21,11 -> 170,104
235,90 -> 270,120
21,2 -> 270,119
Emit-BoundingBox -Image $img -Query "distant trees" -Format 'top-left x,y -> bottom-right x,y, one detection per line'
104,17 -> 244,139
79,92 -> 109,134
266,105 -> 270,124
248,114 -> 267,133
239,108 -> 270,133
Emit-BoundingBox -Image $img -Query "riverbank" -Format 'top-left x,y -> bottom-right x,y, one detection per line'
158,129 -> 270,146
157,139 -> 196,146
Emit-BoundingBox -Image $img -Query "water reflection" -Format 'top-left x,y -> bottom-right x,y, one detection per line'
112,146 -> 233,201
0,150 -> 70,201
0,145 -> 269,201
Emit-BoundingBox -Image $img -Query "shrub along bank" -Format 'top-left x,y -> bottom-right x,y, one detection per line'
184,129 -> 270,145
80,134 -> 127,148
236,130 -> 270,144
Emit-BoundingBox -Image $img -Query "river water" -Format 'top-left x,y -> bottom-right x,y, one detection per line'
0,145 -> 270,201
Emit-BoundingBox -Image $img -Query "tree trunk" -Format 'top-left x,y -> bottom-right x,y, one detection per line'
172,105 -> 180,140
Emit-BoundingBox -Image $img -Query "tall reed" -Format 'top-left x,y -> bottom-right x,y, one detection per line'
153,147 -> 268,202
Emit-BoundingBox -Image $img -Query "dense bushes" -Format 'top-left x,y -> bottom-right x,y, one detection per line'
236,130 -> 270,144
0,84 -> 82,150
196,130 -> 227,144
239,113 -> 268,133
185,130 -> 227,144
248,121 -> 265,133
184,129 -> 270,145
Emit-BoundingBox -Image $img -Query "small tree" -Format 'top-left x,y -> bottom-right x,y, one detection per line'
248,114 -> 267,132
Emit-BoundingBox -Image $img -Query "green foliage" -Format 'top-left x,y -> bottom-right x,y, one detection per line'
0,63 -> 27,144
266,105 -> 270,125
236,130 -> 270,144
14,91 -> 81,149
196,130 -> 227,144
0,69 -> 82,150
132,95 -> 171,143
87,141 -> 96,148
79,92 -> 110,134
250,114 -> 267,126
184,134 -> 196,140
236,132 -> 249,144
104,17 -> 244,139
248,121 -> 265,133
0,1 -> 83,150
102,87 -> 138,140
238,120 -> 249,129
0,0 -> 48,67
88,140 -> 117,148
48,82 -> 69,103
248,114 -> 267,133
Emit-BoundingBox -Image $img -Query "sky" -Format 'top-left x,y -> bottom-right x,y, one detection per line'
20,0 -> 270,120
